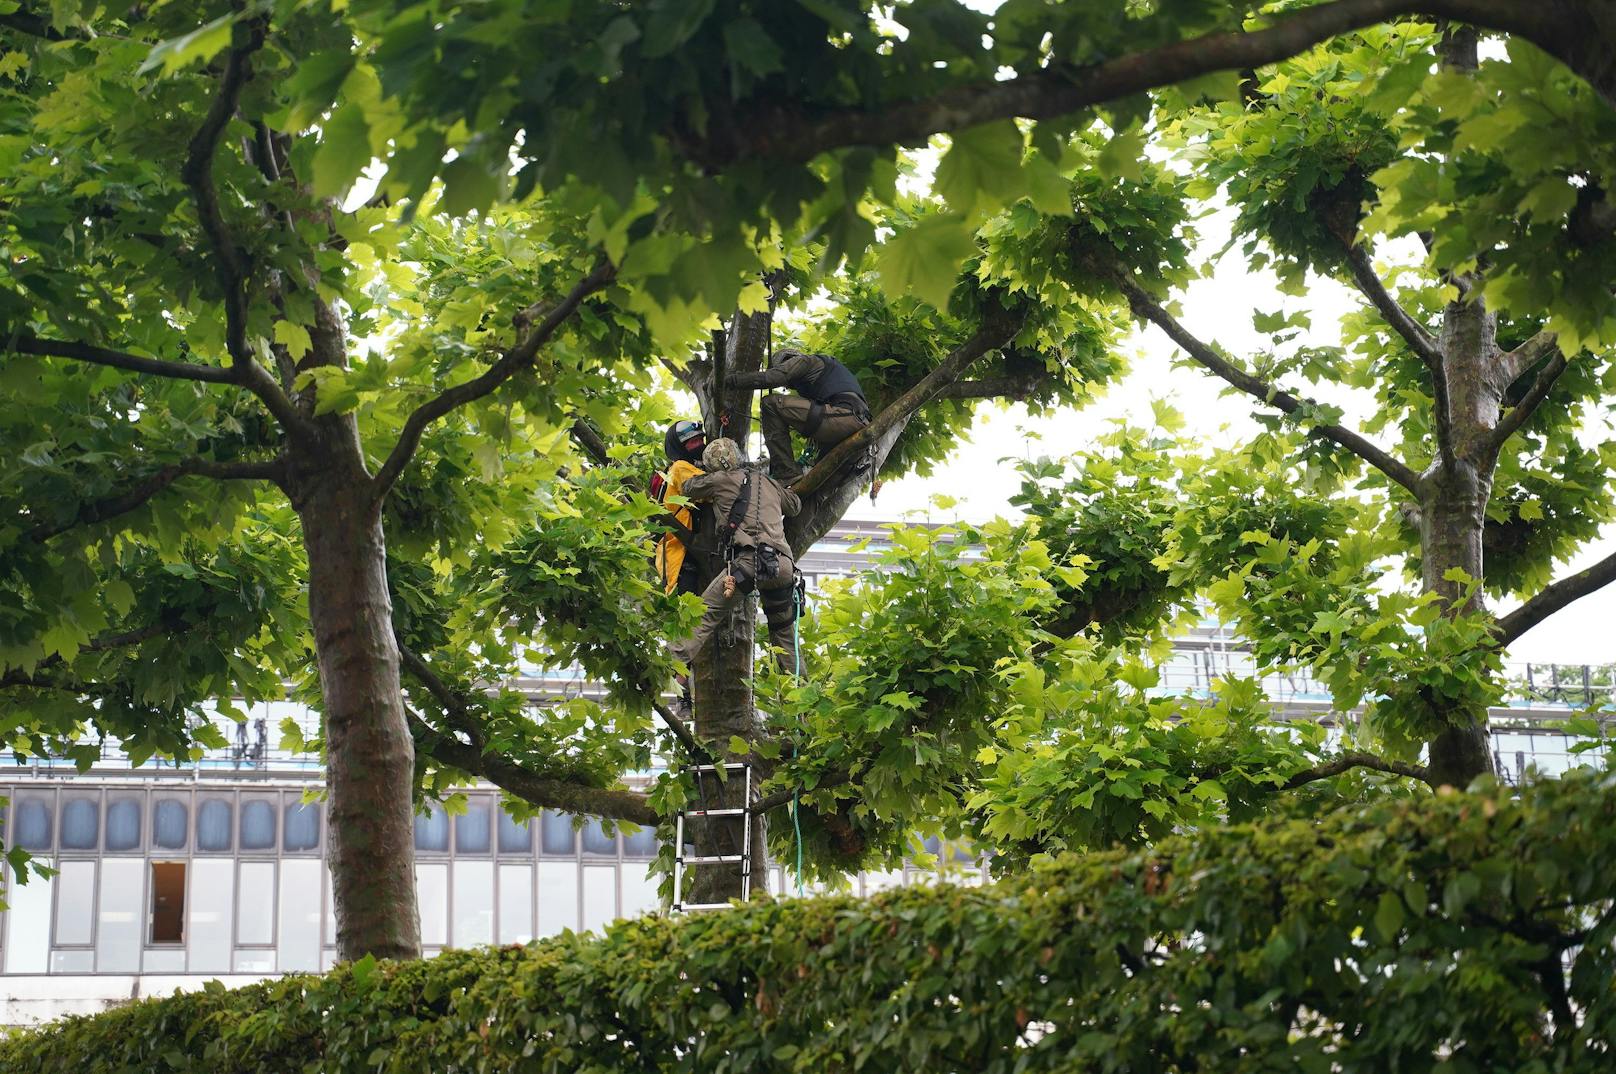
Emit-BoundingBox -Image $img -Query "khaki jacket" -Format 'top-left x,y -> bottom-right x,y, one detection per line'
682,466 -> 800,554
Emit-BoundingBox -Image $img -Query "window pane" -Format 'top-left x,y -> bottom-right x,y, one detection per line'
196,798 -> 233,852
96,858 -> 144,972
3,861 -> 51,973
105,796 -> 142,851
455,801 -> 491,854
497,809 -> 532,855
59,797 -> 100,850
581,866 -> 616,931
581,818 -> 617,857
143,948 -> 185,973
234,949 -> 275,973
150,862 -> 186,944
13,796 -> 54,851
497,865 -> 533,944
620,862 -> 660,919
51,949 -> 93,973
153,799 -> 188,850
278,860 -> 322,972
452,861 -> 493,948
240,799 -> 276,851
188,859 -> 234,974
414,802 -> 449,853
54,860 -> 96,945
416,864 -> 448,946
621,823 -> 657,859
237,861 -> 275,945
536,861 -> 577,937
283,801 -> 320,852
540,811 -> 576,856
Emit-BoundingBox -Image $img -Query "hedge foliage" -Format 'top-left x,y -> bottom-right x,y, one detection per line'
4,773 -> 1613,1073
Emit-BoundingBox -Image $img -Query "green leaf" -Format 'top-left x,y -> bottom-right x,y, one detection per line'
875,213 -> 974,311
727,735 -> 750,756
139,12 -> 235,76
1096,125 -> 1147,182
312,104 -> 373,199
934,120 -> 1026,218
273,320 -> 313,361
1373,891 -> 1404,941
440,156 -> 502,218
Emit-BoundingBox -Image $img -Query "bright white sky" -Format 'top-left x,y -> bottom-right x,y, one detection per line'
837,203 -> 1616,666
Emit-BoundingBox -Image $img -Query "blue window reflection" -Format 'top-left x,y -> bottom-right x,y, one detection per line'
153,800 -> 188,850
455,801 -> 491,854
196,799 -> 233,851
60,797 -> 100,850
621,824 -> 657,859
540,811 -> 576,856
105,797 -> 142,851
283,802 -> 320,851
13,799 -> 52,850
581,818 -> 617,856
240,799 -> 277,850
414,801 -> 448,852
497,809 -> 532,854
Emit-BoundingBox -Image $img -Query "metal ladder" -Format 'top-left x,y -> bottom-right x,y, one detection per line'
671,762 -> 754,912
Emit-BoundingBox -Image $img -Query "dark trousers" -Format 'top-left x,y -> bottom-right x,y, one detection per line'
673,552 -> 801,673
760,395 -> 868,481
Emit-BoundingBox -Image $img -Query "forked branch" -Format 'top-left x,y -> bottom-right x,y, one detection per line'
1116,274 -> 1421,494
26,457 -> 283,542
7,335 -> 239,384
370,259 -> 617,503
1487,332 -> 1567,456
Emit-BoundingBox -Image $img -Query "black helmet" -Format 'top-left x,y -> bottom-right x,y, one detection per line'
664,419 -> 706,463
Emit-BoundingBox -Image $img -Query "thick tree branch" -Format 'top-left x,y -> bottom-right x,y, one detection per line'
652,700 -> 713,762
1487,332 -> 1566,455
6,334 -> 239,384
370,260 -> 617,503
407,709 -> 658,827
25,457 -> 284,542
178,17 -> 305,434
1116,274 -> 1422,494
1494,547 -> 1616,648
1280,751 -> 1431,790
755,769 -> 853,815
569,418 -> 612,467
790,307 -> 1026,498
681,0 -> 1607,167
934,372 -> 1050,401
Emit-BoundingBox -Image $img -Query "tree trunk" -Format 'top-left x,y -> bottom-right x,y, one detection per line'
293,429 -> 421,961
1420,293 -> 1502,789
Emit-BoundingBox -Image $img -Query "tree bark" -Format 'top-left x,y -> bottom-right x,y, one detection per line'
1419,294 -> 1503,789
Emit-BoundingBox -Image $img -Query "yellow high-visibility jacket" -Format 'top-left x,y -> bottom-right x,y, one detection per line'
654,459 -> 703,593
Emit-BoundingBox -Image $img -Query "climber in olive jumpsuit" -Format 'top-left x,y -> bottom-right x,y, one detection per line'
727,348 -> 871,483
671,438 -> 803,673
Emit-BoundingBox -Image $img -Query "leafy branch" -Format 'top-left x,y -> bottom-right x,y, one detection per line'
1115,273 -> 1422,494
177,14 -> 306,434
1494,546 -> 1616,647
1277,751 -> 1431,789
6,334 -> 240,384
25,457 -> 284,542
1485,331 -> 1567,457
369,259 -> 617,504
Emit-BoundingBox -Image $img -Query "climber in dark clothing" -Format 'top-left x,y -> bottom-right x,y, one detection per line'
727,348 -> 871,483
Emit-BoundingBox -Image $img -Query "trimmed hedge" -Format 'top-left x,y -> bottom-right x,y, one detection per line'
5,773 -> 1614,1072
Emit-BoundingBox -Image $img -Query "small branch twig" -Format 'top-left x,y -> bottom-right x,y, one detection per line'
25,457 -> 283,542
1116,274 -> 1422,494
569,419 -> 612,467
652,700 -> 712,762
370,260 -> 617,503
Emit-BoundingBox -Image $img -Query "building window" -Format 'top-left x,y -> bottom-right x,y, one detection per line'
153,799 -> 189,850
196,798 -> 233,852
149,862 -> 185,944
581,818 -> 617,857
283,801 -> 320,852
240,799 -> 277,850
59,796 -> 100,850
12,796 -> 53,850
236,861 -> 275,945
622,824 -> 658,859
455,800 -> 491,854
540,811 -> 576,856
53,859 -> 97,946
414,802 -> 449,853
104,796 -> 142,851
497,808 -> 532,854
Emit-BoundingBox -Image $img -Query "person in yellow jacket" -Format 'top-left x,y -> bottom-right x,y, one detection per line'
651,419 -> 707,595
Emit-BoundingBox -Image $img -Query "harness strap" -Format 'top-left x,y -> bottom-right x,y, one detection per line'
801,400 -> 827,436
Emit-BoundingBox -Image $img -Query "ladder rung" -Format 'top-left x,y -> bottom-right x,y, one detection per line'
690,763 -> 750,774
673,901 -> 736,911
680,854 -> 749,864
683,807 -> 749,817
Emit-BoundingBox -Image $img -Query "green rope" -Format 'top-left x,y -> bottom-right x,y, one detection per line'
792,586 -> 805,897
